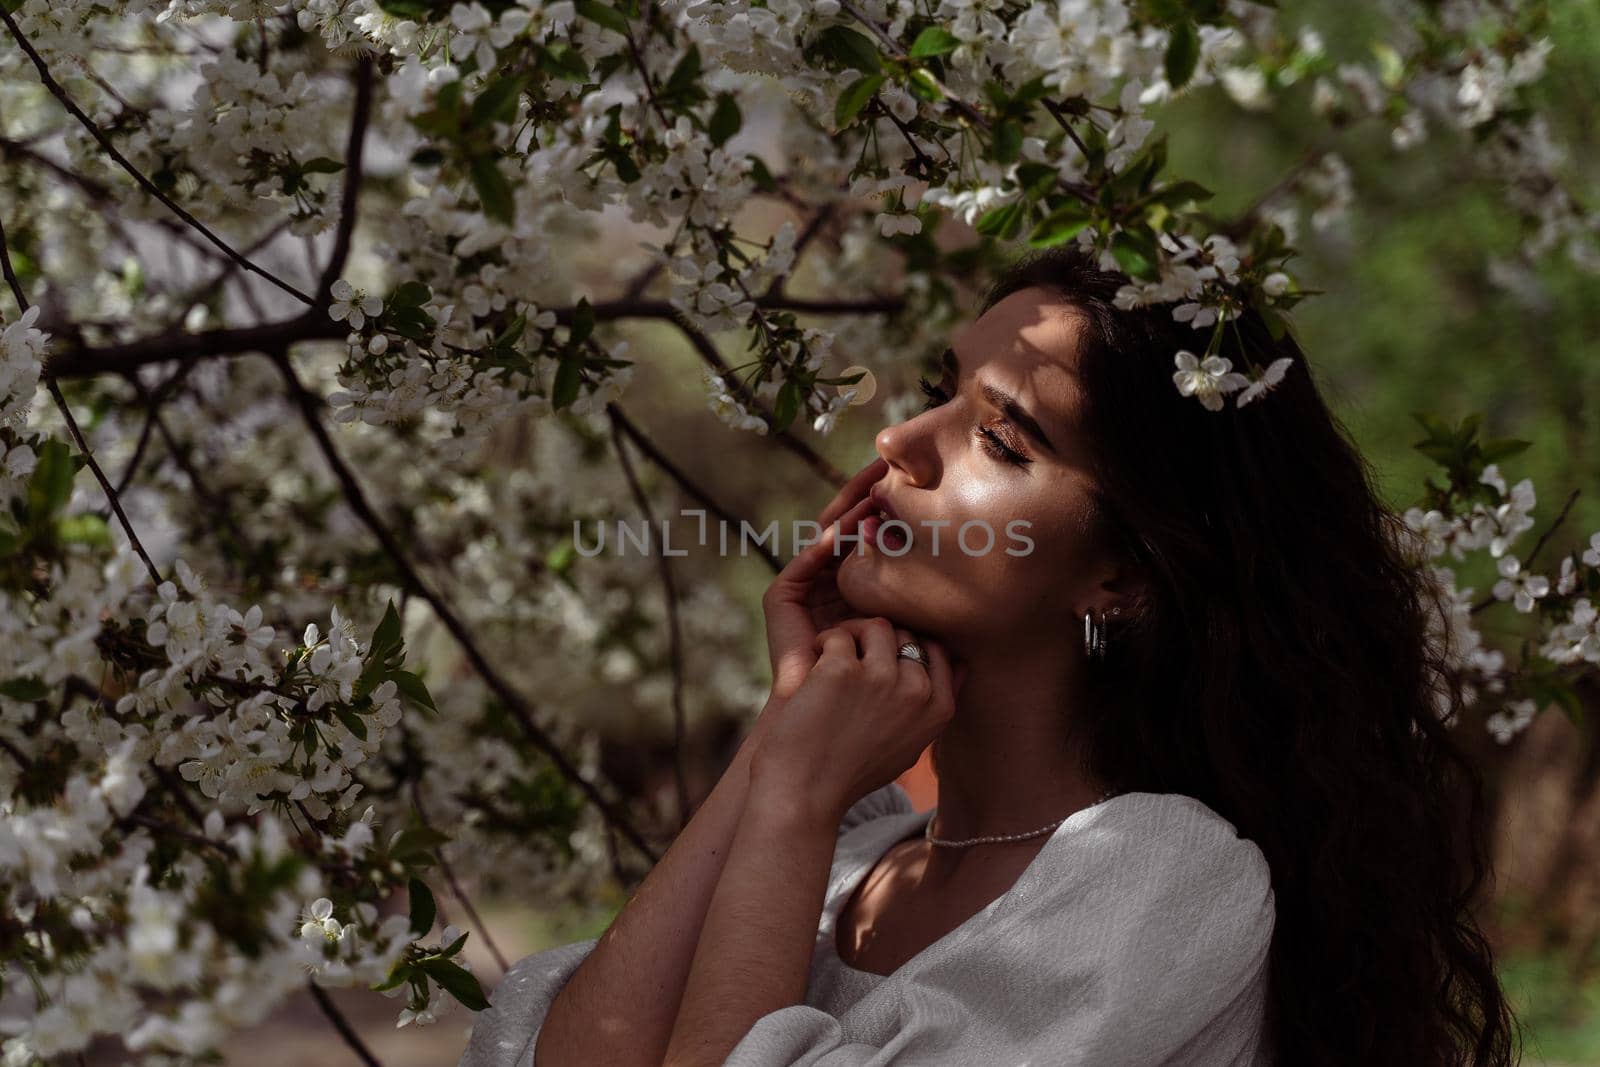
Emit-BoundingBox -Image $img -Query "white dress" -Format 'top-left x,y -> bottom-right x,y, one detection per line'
458,784 -> 1277,1066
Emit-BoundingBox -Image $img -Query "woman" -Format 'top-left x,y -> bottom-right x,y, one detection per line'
460,245 -> 1520,1066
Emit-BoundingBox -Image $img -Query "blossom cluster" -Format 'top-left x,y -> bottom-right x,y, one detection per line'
1,0 -> 1597,1061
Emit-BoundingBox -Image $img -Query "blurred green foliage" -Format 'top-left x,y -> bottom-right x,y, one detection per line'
1157,0 -> 1600,601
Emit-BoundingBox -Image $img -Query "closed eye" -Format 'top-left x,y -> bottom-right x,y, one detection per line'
917,374 -> 1032,467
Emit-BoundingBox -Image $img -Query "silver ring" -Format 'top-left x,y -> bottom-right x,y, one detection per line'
897,641 -> 928,667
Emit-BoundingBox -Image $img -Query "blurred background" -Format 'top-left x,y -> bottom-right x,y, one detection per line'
7,0 -> 1594,1062
230,2 -> 1600,1062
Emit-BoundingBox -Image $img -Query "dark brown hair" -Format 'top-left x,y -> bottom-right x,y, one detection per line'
981,245 -> 1520,1065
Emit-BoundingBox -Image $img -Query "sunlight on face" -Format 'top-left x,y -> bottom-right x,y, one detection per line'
837,287 -> 1117,651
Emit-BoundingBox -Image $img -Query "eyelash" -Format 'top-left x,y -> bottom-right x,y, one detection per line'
916,375 -> 1031,467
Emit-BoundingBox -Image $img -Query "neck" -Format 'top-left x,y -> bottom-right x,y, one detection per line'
924,635 -> 1107,852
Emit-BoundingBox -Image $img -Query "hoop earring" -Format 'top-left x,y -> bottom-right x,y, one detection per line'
1082,606 -> 1123,659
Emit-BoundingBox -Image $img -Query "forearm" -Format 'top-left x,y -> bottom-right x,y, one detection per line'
533,728 -> 760,1067
662,786 -> 841,1067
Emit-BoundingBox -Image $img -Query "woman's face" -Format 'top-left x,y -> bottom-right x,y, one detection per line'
837,286 -> 1115,647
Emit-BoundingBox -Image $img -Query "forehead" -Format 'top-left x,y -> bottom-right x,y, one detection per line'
951,287 -> 1086,416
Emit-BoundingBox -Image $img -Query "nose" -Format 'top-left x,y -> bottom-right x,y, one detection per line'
874,409 -> 937,487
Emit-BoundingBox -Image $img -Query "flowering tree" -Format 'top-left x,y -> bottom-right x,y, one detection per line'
1,0 -> 1597,1060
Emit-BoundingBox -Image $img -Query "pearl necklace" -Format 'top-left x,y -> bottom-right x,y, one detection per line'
923,789 -> 1118,848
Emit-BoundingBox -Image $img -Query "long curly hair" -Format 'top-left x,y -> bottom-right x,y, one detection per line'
979,245 -> 1520,1065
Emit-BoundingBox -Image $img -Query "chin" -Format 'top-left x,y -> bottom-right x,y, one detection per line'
837,549 -> 929,626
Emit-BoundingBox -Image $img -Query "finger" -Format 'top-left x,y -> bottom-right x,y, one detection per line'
815,627 -> 861,665
818,457 -> 888,530
854,618 -> 900,671
777,495 -> 876,588
921,640 -> 956,713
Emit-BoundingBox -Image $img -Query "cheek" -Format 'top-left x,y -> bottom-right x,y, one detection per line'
944,472 -> 1089,563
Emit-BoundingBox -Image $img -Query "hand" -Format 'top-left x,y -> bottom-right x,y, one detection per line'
747,617 -> 964,826
757,458 -> 887,715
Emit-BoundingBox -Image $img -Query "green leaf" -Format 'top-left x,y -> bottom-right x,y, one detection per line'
1147,180 -> 1214,208
1260,306 -> 1290,341
333,705 -> 369,742
1165,22 -> 1200,90
553,350 -> 584,410
973,199 -> 1027,239
538,41 -> 590,82
1027,202 -> 1091,248
57,513 -> 110,548
607,146 -> 641,183
814,25 -> 881,73
389,281 -> 432,309
992,120 -> 1023,164
470,75 -> 526,127
747,154 -> 777,193
442,930 -> 470,957
906,68 -> 944,103
908,26 -> 960,59
575,0 -> 630,35
1015,162 -> 1058,198
835,73 -> 886,127
370,964 -> 411,993
1110,229 -> 1159,279
569,297 -> 596,345
369,600 -> 404,665
390,825 -> 452,862
388,306 -> 435,342
772,379 -> 801,433
663,44 -> 703,99
492,313 -> 527,350
468,156 -> 515,225
0,677 -> 50,702
1410,412 -> 1453,442
420,958 -> 490,1011
27,440 -> 76,524
392,669 -> 439,717
708,92 -> 742,146
301,157 -> 346,174
409,877 -> 437,937
1479,437 -> 1532,463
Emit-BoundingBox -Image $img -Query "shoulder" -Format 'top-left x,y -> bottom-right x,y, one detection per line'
836,780 -> 915,838
1071,791 -> 1276,973
1123,791 -> 1274,897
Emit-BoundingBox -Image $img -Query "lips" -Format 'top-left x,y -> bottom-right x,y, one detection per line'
864,487 -> 909,550
868,487 -> 901,525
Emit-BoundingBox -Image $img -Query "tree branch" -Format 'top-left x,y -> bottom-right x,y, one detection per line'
608,409 -> 693,832
0,7 -> 314,306
604,403 -> 781,573
0,212 -> 165,586
270,351 -> 660,865
317,56 -> 375,303
307,984 -> 384,1067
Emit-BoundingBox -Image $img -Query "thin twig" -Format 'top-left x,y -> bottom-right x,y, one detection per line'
0,212 -> 165,585
605,403 -> 781,573
665,315 -> 847,487
0,7 -> 314,306
609,410 -> 693,832
1470,488 -> 1582,615
410,783 -> 512,972
45,295 -> 899,380
271,350 -> 659,864
307,984 -> 385,1067
316,56 -> 375,302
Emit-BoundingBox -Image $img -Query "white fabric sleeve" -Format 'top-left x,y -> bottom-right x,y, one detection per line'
457,936 -> 600,1067
722,795 -> 1276,1067
457,782 -> 916,1067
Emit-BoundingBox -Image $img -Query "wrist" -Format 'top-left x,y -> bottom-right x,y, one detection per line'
746,766 -> 846,833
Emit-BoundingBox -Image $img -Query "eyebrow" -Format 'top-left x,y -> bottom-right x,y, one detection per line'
943,347 -> 1057,455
